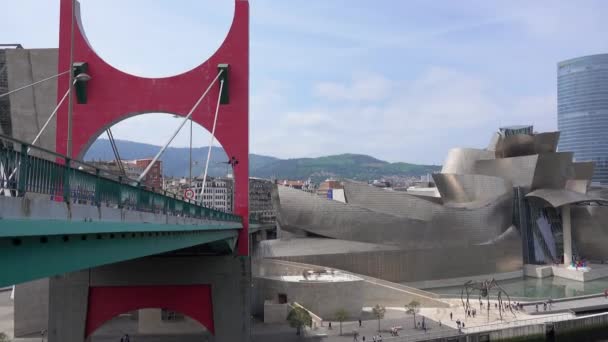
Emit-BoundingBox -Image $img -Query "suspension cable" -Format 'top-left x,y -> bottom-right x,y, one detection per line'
137,69 -> 224,183
199,78 -> 225,204
0,70 -> 70,99
106,128 -> 126,176
5,79 -> 76,183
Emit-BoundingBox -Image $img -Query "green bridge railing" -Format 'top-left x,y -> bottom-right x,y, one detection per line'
0,133 -> 241,223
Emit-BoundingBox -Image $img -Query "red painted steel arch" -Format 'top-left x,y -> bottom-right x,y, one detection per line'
85,285 -> 214,337
56,0 -> 250,255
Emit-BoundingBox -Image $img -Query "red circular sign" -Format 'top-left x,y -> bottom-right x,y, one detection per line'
184,188 -> 195,199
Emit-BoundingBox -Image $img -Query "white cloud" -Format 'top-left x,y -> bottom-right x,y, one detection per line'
314,73 -> 393,102
250,68 -> 557,164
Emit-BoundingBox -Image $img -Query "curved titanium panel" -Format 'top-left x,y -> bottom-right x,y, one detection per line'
432,173 -> 512,204
441,148 -> 495,174
534,132 -> 560,154
525,188 -> 606,208
495,134 -> 535,158
277,184 -> 513,249
269,227 -> 522,283
342,180 -> 436,220
474,155 -> 538,188
530,152 -> 575,190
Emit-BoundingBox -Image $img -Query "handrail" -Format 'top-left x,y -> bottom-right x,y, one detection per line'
0,133 -> 241,223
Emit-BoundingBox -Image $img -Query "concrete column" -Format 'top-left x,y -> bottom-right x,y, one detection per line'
562,204 -> 572,267
48,270 -> 90,342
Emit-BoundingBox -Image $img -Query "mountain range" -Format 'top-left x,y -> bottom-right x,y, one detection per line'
85,139 -> 441,182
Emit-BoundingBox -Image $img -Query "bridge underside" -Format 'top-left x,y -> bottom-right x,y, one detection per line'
47,255 -> 251,342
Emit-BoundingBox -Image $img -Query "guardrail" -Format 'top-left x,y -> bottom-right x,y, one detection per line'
462,312 -> 573,334
0,133 -> 241,223
385,312 -> 574,341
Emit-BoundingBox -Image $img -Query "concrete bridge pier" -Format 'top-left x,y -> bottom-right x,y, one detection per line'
47,255 -> 251,342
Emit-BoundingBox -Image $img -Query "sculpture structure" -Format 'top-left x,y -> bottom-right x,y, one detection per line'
461,279 -> 515,321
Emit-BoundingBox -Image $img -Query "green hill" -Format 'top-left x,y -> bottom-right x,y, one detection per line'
85,140 -> 440,181
252,153 -> 440,182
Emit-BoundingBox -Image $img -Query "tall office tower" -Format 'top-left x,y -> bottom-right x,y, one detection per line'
558,54 -> 608,185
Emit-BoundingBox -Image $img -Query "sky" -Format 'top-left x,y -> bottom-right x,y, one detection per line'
3,1 -> 608,164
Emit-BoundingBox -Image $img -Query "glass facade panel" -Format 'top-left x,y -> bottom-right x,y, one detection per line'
558,54 -> 608,184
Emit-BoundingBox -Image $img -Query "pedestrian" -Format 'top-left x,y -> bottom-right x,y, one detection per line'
467,310 -> 470,317
329,322 -> 332,329
372,335 -> 376,342
450,312 -> 453,320
359,319 -> 362,327
535,304 -> 538,312
543,303 -> 547,311
439,320 -> 442,327
462,322 -> 465,328
378,334 -> 383,342
362,337 -> 366,342
354,331 -> 359,341
124,334 -> 130,342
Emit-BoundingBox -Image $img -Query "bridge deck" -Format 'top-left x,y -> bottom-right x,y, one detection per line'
0,133 -> 249,286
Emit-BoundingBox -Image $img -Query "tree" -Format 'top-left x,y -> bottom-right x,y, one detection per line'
406,300 -> 421,328
372,304 -> 386,333
334,309 -> 349,336
287,306 -> 312,336
0,332 -> 9,342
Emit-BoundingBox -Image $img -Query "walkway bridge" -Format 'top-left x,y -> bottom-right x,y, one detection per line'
0,133 -> 267,287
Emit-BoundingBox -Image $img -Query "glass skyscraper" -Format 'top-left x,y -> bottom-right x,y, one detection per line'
558,54 -> 608,185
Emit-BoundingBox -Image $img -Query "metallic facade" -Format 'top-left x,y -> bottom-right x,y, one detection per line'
558,54 -> 608,184
268,126 -> 607,282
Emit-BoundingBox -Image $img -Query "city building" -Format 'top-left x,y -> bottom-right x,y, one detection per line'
191,176 -> 234,212
262,126 -> 608,286
131,159 -> 163,189
89,159 -> 161,189
316,179 -> 343,199
249,178 -> 276,223
558,54 -> 608,185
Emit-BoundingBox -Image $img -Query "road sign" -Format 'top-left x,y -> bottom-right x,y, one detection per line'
184,188 -> 195,200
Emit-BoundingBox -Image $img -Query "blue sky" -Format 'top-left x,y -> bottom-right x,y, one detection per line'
3,1 -> 608,164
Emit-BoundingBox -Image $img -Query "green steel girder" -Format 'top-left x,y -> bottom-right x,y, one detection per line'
0,226 -> 238,287
0,218 -> 242,238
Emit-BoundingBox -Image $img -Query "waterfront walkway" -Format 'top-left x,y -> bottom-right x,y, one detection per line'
523,293 -> 608,314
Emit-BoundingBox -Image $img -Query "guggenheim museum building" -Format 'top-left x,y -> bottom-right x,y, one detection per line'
259,126 -> 608,286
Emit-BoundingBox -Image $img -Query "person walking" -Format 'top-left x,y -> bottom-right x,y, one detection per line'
359,319 -> 362,327
450,312 -> 453,320
329,322 -> 332,329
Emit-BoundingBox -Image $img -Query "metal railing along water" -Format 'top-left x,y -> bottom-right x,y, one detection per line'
0,133 -> 241,223
382,312 -> 574,341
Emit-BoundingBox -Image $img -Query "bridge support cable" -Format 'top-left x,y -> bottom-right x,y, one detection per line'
199,78 -> 225,204
137,69 -> 224,183
0,70 -> 70,99
106,128 -> 126,176
4,79 -> 77,184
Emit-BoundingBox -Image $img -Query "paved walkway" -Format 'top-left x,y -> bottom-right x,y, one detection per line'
524,295 -> 608,314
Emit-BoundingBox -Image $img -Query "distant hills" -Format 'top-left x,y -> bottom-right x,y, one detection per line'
85,139 -> 441,182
